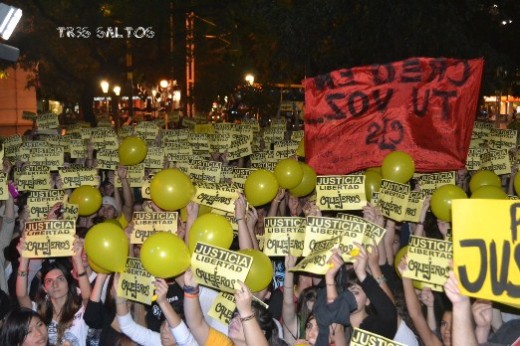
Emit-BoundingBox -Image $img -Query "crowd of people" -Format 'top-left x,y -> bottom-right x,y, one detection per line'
0,123 -> 518,346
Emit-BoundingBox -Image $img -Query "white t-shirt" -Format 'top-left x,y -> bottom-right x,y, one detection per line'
393,319 -> 419,346
47,305 -> 88,346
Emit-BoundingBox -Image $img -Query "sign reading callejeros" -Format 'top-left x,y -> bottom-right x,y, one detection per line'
23,220 -> 76,258
131,211 -> 178,244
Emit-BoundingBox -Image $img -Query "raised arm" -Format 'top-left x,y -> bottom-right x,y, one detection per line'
235,281 -> 269,346
71,236 -> 91,305
182,268 -> 211,345
281,254 -> 298,344
117,165 -> 134,223
235,193 -> 254,249
15,237 -> 32,308
267,188 -> 285,217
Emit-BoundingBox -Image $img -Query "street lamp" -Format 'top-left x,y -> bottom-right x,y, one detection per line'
245,74 -> 254,86
100,80 -> 109,115
113,85 -> 121,128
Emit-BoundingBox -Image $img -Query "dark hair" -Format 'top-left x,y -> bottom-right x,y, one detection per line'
344,269 -> 376,315
38,260 -> 81,344
0,307 -> 47,346
297,286 -> 317,337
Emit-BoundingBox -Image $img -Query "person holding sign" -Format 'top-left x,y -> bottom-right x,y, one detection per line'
15,237 -> 91,346
183,268 -> 285,346
323,245 -> 398,341
114,275 -> 197,346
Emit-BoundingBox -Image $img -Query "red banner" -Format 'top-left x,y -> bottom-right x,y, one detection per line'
304,57 -> 484,175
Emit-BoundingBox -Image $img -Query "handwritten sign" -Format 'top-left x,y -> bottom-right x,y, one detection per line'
376,180 -> 410,222
404,191 -> 428,223
480,149 -> 511,175
316,175 -> 366,210
17,166 -> 50,191
414,172 -> 456,195
131,211 -> 178,244
191,242 -> 252,293
263,217 -> 306,257
58,167 -> 99,189
208,292 -> 236,326
23,220 -> 76,258
0,173 -> 8,200
36,113 -> 59,129
96,149 -> 119,170
189,159 -> 222,183
466,148 -> 484,171
192,182 -> 240,214
452,199 -> 520,308
117,257 -> 155,305
337,213 -> 386,248
351,328 -> 406,346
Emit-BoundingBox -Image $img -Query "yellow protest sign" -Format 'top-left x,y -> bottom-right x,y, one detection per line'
194,123 -> 216,134
58,167 -> 99,189
141,175 -> 153,199
414,172 -> 456,195
402,235 -> 452,289
291,130 -> 304,142
189,159 -> 222,183
350,328 -> 406,346
209,133 -> 233,153
303,216 -> 365,257
263,217 -> 306,257
231,167 -> 254,189
291,244 -> 335,275
250,152 -> 266,165
488,128 -> 517,150
28,146 -> 64,170
188,133 -> 210,154
135,123 -> 160,141
337,213 -> 386,248
23,220 -> 76,258
227,137 -> 253,161
316,175 -> 366,211
115,164 -> 145,189
68,139 -> 88,159
162,129 -> 190,144
452,199 -> 520,308
480,149 -> 511,175
208,292 -> 236,326
17,166 -> 51,192
36,113 -> 59,129
191,242 -> 252,293
273,140 -> 299,160
61,201 -> 79,221
242,119 -> 260,132
265,150 -> 277,164
0,173 -> 8,200
466,147 -> 484,171
116,257 -> 155,305
96,148 -> 119,170
143,146 -> 164,169
251,162 -> 276,171
213,123 -> 234,133
263,127 -> 286,144
131,211 -> 178,244
376,180 -> 410,222
404,191 -> 427,223
192,182 -> 240,214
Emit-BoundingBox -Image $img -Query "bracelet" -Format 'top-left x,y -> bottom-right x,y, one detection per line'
375,275 -> 387,285
17,271 -> 27,277
236,218 -> 244,221
240,312 -> 256,322
184,292 -> 199,299
77,271 -> 87,277
326,283 -> 336,286
183,285 -> 199,294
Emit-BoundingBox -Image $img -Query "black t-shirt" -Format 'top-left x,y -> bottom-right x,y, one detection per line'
145,282 -> 184,332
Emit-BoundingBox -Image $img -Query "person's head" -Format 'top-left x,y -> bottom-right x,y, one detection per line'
345,269 -> 373,315
228,301 -> 277,344
98,196 -> 120,219
303,314 -> 318,345
159,320 -> 177,346
100,180 -> 115,197
0,307 -> 48,346
439,310 -> 452,346
38,260 -> 81,325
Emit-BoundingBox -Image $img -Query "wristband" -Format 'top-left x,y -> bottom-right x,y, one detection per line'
236,218 -> 244,221
184,292 -> 199,299
77,271 -> 87,277
375,275 -> 387,285
240,312 -> 256,322
17,271 -> 27,277
184,285 -> 199,294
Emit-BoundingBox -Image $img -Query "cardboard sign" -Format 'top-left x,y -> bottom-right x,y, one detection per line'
69,139 -> 88,159
141,175 -> 153,199
36,113 -> 59,129
231,167 -> 254,189
250,152 -> 266,165
273,140 -> 299,160
143,146 -> 165,169
192,182 -> 240,214
191,242 -> 252,293
23,220 -> 76,258
131,211 -> 178,244
488,128 -> 517,150
58,167 -> 99,189
303,216 -> 365,257
376,180 -> 410,222
117,257 -> 155,305
115,164 -> 145,189
189,159 -> 222,183
414,172 -> 456,195
28,146 -> 64,170
263,127 -> 286,144
251,162 -> 276,171
0,173 -> 8,200
162,129 -> 190,144
227,136 -> 253,161
316,175 -> 366,210
351,328 -> 406,346
209,133 -> 232,153
208,292 -> 236,326
188,133 -> 210,153
402,235 -> 452,288
220,166 -> 234,183
404,191 -> 428,223
337,213 -> 386,248
17,166 -> 51,191
291,243 -> 335,275
452,199 -> 520,308
480,149 -> 511,175
291,130 -> 304,142
263,217 -> 306,257
466,148 -> 484,171
96,149 -> 119,170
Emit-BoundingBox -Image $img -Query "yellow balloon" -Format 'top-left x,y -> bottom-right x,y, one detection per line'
289,163 -> 317,197
244,169 -> 279,206
381,151 -> 415,183
430,184 -> 467,222
85,222 -> 129,272
296,139 -> 305,157
364,170 -> 382,202
88,258 -> 111,274
470,185 -> 507,199
118,136 -> 148,165
237,249 -> 273,292
141,232 -> 191,278
366,167 -> 382,174
188,214 -> 234,252
274,158 -> 304,189
69,185 -> 102,216
469,170 -> 501,193
150,169 -> 195,211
